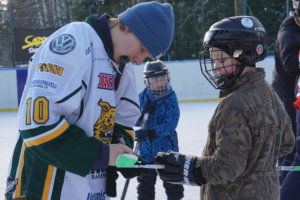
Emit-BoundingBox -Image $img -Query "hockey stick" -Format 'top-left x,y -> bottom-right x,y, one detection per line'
120,112 -> 149,200
276,166 -> 300,171
127,164 -> 165,169
119,164 -> 300,171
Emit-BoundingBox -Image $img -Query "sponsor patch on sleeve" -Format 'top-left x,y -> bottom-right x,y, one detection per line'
30,79 -> 58,93
50,34 -> 76,55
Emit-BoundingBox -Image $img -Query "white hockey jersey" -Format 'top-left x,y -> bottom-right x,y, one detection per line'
6,21 -> 140,200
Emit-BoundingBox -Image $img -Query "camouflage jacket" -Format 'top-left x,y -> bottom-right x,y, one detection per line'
197,68 -> 295,200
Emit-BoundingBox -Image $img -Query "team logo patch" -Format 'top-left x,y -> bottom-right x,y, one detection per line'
50,34 -> 76,54
256,44 -> 264,55
241,18 -> 253,28
93,99 -> 116,144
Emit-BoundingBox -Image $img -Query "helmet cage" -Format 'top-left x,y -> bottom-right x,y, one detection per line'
200,43 -> 245,89
143,60 -> 171,97
145,73 -> 170,97
199,30 -> 266,89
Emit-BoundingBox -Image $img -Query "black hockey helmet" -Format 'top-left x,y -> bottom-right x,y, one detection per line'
199,16 -> 268,89
144,60 -> 168,78
143,60 -> 170,97
292,0 -> 300,17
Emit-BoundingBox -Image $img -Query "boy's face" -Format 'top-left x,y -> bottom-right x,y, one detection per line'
113,31 -> 151,65
148,75 -> 168,91
209,47 -> 239,76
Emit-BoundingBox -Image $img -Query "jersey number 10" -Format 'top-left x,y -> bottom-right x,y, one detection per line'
26,97 -> 49,125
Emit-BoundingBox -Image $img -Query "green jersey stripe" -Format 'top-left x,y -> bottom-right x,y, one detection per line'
14,144 -> 26,198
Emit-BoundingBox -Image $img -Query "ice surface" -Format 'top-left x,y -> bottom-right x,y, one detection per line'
0,101 -> 218,199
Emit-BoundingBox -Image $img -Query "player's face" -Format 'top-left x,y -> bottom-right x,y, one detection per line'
210,47 -> 239,76
113,32 -> 151,65
148,75 -> 168,90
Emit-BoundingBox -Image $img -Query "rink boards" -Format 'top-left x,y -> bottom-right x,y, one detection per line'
0,58 -> 275,112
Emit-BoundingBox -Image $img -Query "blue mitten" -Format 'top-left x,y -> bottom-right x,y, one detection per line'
142,101 -> 155,114
135,129 -> 156,141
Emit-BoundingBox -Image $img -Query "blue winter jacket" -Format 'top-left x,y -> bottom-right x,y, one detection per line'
136,88 -> 180,162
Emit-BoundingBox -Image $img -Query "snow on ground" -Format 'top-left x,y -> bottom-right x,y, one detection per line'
0,101 -> 218,199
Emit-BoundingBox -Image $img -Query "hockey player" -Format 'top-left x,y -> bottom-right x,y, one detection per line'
5,1 -> 174,200
154,16 -> 295,200
280,1 -> 300,199
271,0 -> 300,184
135,60 -> 184,200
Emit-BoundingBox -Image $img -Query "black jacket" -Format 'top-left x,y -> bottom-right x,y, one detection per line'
272,16 -> 300,96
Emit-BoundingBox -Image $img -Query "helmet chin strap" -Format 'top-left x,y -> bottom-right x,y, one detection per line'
148,83 -> 171,97
151,89 -> 168,97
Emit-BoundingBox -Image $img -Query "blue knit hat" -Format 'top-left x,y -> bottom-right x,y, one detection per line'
119,1 -> 174,59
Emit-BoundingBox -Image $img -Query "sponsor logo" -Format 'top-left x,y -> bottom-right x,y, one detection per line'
255,27 -> 266,32
86,191 -> 106,200
89,169 -> 107,180
28,47 -> 39,54
241,18 -> 253,28
22,35 -> 48,50
6,177 -> 18,194
31,79 -> 58,93
256,44 -> 264,55
98,73 -> 114,90
85,46 -> 92,55
36,63 -> 64,76
94,58 -> 108,61
183,157 -> 192,185
50,34 -> 76,55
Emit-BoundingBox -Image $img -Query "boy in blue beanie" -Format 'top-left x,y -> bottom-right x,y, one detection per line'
119,1 -> 174,60
5,1 -> 174,200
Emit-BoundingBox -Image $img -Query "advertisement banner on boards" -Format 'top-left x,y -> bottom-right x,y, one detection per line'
14,29 -> 56,62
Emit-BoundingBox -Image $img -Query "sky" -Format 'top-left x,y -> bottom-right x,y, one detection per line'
0,101 -> 219,200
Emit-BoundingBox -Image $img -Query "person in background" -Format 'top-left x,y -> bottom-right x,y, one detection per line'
271,0 -> 300,184
5,1 -> 174,200
281,2 -> 300,197
155,16 -> 294,200
135,60 -> 184,200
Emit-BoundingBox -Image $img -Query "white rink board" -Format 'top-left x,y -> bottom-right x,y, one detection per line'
0,57 -> 275,110
0,69 -> 18,109
134,56 -> 275,101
